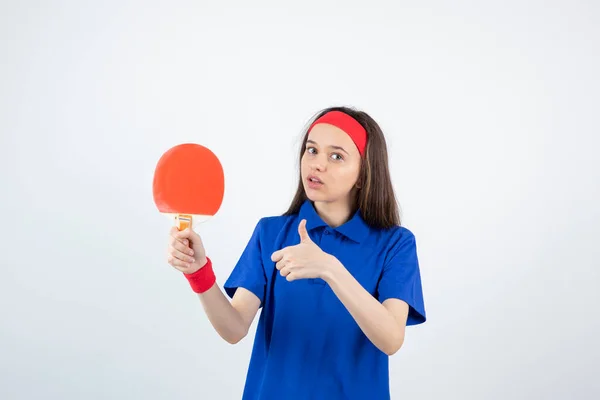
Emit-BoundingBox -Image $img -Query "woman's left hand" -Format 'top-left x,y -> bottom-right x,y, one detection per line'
271,219 -> 336,282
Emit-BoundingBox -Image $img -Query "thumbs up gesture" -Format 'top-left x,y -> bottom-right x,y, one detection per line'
271,219 -> 335,282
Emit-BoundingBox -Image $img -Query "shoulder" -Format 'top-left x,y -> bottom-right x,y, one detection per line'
371,223 -> 416,247
371,225 -> 417,263
389,225 -> 416,245
252,213 -> 298,240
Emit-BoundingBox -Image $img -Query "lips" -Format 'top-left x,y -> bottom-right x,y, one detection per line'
307,175 -> 323,184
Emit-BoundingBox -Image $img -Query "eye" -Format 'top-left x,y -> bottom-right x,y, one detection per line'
331,153 -> 343,161
306,146 -> 317,154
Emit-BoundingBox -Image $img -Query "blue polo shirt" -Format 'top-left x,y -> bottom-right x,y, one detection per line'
224,200 -> 426,400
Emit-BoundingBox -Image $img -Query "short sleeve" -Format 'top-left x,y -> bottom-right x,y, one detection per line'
223,218 -> 267,306
377,229 -> 426,326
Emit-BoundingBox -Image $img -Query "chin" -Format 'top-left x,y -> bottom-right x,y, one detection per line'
306,193 -> 322,202
305,190 -> 337,204
303,188 -> 319,201
303,186 -> 326,202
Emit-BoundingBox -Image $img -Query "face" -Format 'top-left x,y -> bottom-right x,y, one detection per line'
300,123 -> 362,206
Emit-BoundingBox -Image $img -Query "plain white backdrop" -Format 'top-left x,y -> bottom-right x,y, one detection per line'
1,1 -> 599,399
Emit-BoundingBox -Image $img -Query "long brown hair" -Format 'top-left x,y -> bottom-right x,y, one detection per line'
282,106 -> 401,229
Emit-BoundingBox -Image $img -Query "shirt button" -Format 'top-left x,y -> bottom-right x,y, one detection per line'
324,230 -> 330,235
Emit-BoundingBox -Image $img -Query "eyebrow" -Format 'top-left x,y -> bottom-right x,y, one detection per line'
306,139 -> 349,155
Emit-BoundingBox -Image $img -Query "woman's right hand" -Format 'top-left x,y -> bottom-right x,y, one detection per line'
167,226 -> 208,274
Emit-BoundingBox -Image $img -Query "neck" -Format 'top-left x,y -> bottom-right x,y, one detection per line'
312,198 -> 356,228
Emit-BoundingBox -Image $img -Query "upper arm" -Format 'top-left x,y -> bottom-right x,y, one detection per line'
224,218 -> 268,313
377,229 -> 426,326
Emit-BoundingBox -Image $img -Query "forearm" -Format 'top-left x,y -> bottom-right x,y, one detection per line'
188,257 -> 249,344
322,257 -> 404,355
197,283 -> 248,344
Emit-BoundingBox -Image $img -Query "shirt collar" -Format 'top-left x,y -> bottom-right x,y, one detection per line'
298,200 -> 371,243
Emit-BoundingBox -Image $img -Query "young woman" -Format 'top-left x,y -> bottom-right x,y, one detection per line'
166,106 -> 426,399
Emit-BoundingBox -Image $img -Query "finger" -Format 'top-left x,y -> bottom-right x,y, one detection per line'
279,265 -> 291,277
170,226 -> 190,246
298,219 -> 311,243
168,244 -> 196,264
170,238 -> 195,257
167,254 -> 194,271
285,272 -> 297,282
276,259 -> 286,271
271,249 -> 284,262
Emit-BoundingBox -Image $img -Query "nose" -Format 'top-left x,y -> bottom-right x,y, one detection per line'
309,155 -> 326,172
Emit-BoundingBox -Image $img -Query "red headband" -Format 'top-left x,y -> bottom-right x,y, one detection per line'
308,111 -> 367,156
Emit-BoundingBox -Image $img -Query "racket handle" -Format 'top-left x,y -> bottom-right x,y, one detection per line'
175,214 -> 192,230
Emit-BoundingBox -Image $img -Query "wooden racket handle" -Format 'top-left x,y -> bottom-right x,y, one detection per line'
175,214 -> 192,230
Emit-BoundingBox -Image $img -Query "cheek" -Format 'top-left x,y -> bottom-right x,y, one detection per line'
330,167 -> 359,190
341,174 -> 358,189
344,165 -> 361,185
300,157 -> 308,175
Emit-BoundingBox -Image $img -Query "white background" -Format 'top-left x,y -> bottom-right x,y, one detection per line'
1,1 -> 599,399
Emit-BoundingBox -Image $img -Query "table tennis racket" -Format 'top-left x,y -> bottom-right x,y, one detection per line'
152,143 -> 225,230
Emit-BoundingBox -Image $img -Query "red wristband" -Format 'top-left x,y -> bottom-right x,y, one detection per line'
183,257 -> 216,293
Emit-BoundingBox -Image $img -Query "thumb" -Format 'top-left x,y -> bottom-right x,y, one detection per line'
298,219 -> 312,243
176,226 -> 197,241
175,227 -> 191,239
186,227 -> 201,241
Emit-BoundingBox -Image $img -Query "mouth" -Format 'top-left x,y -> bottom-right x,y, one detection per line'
306,175 -> 324,190
307,175 -> 323,184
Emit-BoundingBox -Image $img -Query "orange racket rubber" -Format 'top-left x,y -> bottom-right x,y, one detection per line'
152,143 -> 225,230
